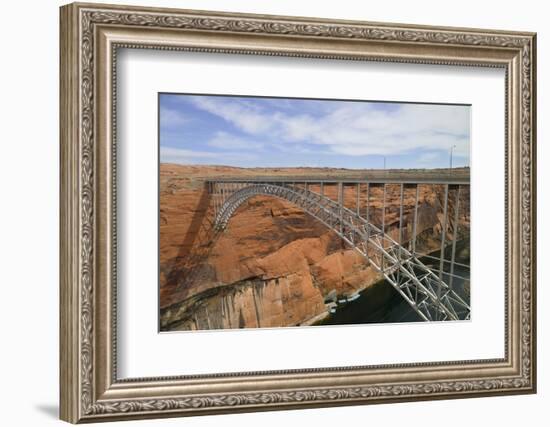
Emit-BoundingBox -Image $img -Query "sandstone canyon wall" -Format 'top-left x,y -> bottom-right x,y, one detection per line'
159,164 -> 470,331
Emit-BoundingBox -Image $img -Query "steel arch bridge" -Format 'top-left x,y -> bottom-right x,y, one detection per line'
207,178 -> 470,322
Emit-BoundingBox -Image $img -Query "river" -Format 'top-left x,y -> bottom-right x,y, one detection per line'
315,245 -> 470,326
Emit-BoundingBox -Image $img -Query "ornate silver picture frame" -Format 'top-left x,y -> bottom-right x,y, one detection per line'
60,2 -> 536,423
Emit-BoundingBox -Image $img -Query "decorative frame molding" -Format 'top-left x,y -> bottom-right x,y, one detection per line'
60,2 -> 536,423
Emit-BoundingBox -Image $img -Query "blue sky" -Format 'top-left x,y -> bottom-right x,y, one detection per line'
159,93 -> 470,169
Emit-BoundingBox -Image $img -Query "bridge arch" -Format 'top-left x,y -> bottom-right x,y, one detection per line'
215,183 -> 359,233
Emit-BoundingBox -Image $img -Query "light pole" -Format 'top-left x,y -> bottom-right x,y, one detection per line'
383,156 -> 386,170
449,145 -> 457,171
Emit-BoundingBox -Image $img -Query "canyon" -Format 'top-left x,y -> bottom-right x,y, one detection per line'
159,164 -> 470,331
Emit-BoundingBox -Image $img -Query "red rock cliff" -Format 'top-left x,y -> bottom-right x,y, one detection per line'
159,164 -> 470,331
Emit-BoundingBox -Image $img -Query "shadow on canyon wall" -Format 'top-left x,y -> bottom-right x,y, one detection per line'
162,182 -> 219,300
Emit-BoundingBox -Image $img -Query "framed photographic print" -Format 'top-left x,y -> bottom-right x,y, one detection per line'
60,2 -> 537,423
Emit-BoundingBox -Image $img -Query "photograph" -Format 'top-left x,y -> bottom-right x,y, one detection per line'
158,94 -> 471,331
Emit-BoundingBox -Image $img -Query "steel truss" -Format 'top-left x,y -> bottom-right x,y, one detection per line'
211,181 -> 470,321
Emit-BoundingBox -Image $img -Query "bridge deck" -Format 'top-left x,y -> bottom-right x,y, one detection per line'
206,174 -> 469,185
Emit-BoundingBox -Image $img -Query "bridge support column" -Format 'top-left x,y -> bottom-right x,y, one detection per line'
399,183 -> 404,247
398,184 -> 404,280
449,185 -> 461,291
213,183 -> 217,222
381,184 -> 386,273
437,184 -> 449,319
356,183 -> 360,217
338,182 -> 344,235
365,183 -> 370,259
412,184 -> 419,254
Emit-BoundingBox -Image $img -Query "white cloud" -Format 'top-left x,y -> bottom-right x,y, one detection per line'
189,97 -> 470,159
418,152 -> 441,164
191,97 -> 272,133
160,147 -> 218,164
279,114 -> 318,140
160,146 -> 257,165
207,131 -> 264,150
160,107 -> 191,128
